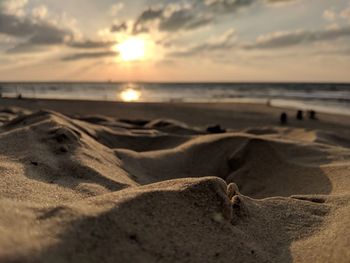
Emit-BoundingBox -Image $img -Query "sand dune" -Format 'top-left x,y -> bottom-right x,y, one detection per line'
0,104 -> 350,262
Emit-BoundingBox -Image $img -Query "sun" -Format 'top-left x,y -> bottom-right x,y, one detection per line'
116,38 -> 146,62
120,88 -> 141,102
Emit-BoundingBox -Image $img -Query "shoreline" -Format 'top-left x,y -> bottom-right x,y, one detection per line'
1,97 -> 349,130
1,95 -> 350,117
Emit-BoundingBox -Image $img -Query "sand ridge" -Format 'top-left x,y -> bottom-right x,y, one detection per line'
0,104 -> 350,262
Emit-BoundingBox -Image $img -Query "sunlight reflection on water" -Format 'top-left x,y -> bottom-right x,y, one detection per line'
118,84 -> 142,102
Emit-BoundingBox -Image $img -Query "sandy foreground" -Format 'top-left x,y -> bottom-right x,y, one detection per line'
0,98 -> 350,263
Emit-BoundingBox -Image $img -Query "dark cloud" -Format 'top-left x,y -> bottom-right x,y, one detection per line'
203,0 -> 297,13
133,6 -> 213,33
5,43 -> 48,54
168,26 -> 350,61
110,22 -> 128,32
266,0 -> 295,3
159,9 -> 213,32
136,8 -> 164,23
132,0 -> 295,33
0,8 -> 116,54
0,12 -> 69,42
68,40 -> 116,49
243,26 -> 350,49
61,51 -> 118,61
0,8 -> 72,53
204,0 -> 256,13
133,8 -> 163,33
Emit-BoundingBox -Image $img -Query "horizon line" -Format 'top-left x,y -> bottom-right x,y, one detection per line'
1,80 -> 350,85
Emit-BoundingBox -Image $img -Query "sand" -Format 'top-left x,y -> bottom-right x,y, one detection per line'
0,98 -> 350,263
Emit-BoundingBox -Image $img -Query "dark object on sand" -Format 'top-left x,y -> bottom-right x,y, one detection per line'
30,161 -> 38,166
308,110 -> 318,120
17,94 -> 22,99
207,125 -> 226,134
296,110 -> 303,120
59,146 -> 69,153
280,113 -> 288,125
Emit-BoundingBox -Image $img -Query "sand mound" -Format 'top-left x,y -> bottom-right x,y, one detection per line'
0,177 -> 337,263
116,134 -> 337,198
71,116 -> 198,152
1,108 -> 350,262
0,110 -> 136,204
315,130 -> 350,148
0,107 -> 30,126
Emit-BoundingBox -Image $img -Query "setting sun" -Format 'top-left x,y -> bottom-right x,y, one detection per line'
116,38 -> 146,62
119,88 -> 141,102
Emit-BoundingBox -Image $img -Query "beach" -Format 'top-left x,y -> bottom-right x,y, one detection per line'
1,98 -> 350,262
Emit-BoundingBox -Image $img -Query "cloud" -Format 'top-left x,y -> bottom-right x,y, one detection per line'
265,0 -> 296,6
0,0 -> 28,16
110,3 -> 124,16
323,9 -> 336,21
243,26 -> 350,49
321,5 -> 350,24
0,33 -> 15,44
0,3 -> 73,53
133,7 -> 163,33
61,51 -> 118,61
110,22 -> 128,32
168,25 -> 350,59
31,5 -> 48,19
0,1 -> 111,54
136,8 -> 164,24
203,0 -> 295,12
5,43 -> 47,54
67,40 -> 115,49
0,13 -> 71,42
203,0 -> 256,13
132,0 -> 297,33
159,8 -> 213,32
340,6 -> 350,21
170,28 -> 236,57
132,5 -> 213,33
313,47 -> 350,57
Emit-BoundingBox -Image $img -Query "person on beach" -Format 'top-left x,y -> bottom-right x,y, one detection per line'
308,110 -> 317,120
296,110 -> 303,120
280,112 -> 288,125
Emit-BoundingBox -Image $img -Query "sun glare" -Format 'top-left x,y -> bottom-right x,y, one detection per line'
117,38 -> 146,61
120,88 -> 141,102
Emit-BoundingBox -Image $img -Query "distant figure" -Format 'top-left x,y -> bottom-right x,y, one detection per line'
207,125 -> 226,134
280,112 -> 288,125
17,94 -> 22,100
308,110 -> 318,120
296,110 -> 303,120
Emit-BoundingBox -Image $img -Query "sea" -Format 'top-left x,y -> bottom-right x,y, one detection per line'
1,82 -> 350,116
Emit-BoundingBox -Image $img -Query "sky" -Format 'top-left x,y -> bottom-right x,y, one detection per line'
0,0 -> 350,82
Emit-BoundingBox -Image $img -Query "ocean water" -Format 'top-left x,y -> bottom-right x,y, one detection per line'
1,82 -> 350,116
